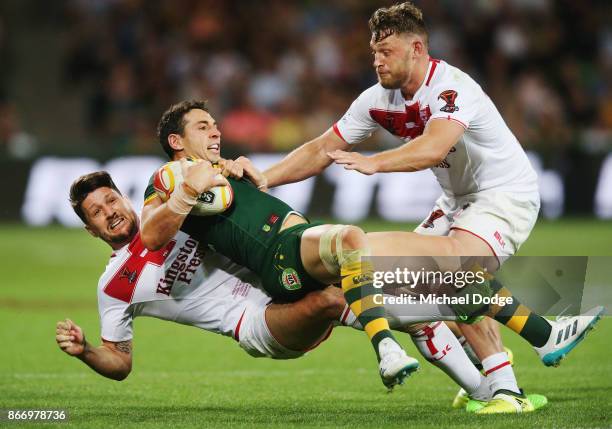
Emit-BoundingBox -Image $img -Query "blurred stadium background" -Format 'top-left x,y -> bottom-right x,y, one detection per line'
0,0 -> 610,225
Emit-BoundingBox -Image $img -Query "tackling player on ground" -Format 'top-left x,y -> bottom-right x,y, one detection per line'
262,1 -> 604,413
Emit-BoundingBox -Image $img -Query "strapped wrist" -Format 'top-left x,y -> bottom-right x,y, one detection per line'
167,183 -> 199,215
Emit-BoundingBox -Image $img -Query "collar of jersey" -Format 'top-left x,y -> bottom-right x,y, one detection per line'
404,57 -> 439,103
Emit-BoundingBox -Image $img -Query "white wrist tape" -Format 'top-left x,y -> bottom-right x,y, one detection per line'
166,183 -> 198,215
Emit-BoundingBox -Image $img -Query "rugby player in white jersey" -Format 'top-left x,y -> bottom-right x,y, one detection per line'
263,1 -> 604,413
55,171 -> 505,407
54,171 -> 354,377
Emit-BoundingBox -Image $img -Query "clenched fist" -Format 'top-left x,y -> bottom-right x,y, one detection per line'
56,319 -> 86,356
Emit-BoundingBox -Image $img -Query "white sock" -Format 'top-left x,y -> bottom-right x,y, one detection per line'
481,352 -> 520,395
411,322 -> 489,400
335,304 -> 361,329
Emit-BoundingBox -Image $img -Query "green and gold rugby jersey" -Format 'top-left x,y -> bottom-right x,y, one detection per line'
144,174 -> 298,277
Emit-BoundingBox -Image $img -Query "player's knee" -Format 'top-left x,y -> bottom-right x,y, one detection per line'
340,225 -> 368,251
304,289 -> 345,320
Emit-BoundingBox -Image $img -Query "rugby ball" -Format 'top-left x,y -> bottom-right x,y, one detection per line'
153,160 -> 233,216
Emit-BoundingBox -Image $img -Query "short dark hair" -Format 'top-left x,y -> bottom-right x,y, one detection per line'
157,100 -> 209,159
69,171 -> 121,224
369,2 -> 428,44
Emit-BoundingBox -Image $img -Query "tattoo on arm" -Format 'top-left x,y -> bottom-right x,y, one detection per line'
115,341 -> 132,354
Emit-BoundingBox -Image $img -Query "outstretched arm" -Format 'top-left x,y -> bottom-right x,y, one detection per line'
55,319 -> 132,381
328,119 -> 465,174
264,128 -> 350,188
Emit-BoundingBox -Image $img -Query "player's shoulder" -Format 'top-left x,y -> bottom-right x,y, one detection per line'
429,60 -> 479,90
425,59 -> 483,104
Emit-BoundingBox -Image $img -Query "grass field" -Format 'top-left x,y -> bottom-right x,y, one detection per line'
0,219 -> 611,428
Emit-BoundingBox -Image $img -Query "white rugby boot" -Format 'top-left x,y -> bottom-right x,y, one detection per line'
535,306 -> 604,367
378,338 -> 419,390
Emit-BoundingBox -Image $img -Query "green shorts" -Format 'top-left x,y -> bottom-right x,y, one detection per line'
260,222 -> 327,302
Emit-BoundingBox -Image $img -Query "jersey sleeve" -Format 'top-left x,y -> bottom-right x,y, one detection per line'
143,172 -> 159,206
98,291 -> 134,342
333,86 -> 380,145
427,78 -> 481,129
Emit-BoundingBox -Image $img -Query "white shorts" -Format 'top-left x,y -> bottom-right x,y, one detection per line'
414,190 -> 540,263
235,300 -> 305,360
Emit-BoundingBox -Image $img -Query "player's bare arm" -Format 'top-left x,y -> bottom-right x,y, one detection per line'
141,159 -> 227,251
329,119 -> 465,175
55,318 -> 132,381
264,128 -> 350,188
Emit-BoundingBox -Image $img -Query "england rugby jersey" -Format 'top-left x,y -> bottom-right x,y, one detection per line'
97,230 -> 270,342
334,58 -> 538,197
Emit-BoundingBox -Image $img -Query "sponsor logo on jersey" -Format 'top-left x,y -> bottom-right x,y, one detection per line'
156,238 -> 202,296
438,90 -> 460,113
494,231 -> 506,248
281,268 -> 302,290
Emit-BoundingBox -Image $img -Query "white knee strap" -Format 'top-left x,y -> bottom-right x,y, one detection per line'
318,225 -> 371,276
318,225 -> 346,276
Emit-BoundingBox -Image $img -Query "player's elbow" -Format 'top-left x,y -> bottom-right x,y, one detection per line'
111,363 -> 132,381
111,369 -> 131,381
424,149 -> 447,168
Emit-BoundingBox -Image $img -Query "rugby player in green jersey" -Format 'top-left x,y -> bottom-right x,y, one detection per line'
140,100 -> 418,389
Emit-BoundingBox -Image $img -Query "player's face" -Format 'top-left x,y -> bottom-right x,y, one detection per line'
177,109 -> 222,163
371,33 -> 417,90
82,187 -> 139,249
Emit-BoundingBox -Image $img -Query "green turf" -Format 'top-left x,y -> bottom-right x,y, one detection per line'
0,220 -> 611,428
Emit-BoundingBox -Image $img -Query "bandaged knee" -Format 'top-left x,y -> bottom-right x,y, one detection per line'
318,225 -> 371,276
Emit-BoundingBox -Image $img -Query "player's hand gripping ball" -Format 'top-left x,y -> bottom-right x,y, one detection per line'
153,159 -> 233,216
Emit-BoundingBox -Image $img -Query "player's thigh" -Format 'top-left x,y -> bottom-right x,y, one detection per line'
265,287 -> 343,351
368,231 -> 461,257
300,224 -> 335,282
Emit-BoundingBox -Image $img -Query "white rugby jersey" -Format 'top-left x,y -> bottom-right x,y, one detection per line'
97,231 -> 270,342
334,58 -> 538,197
